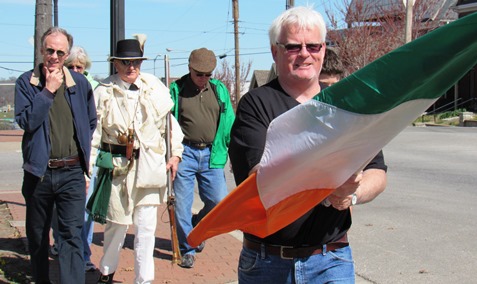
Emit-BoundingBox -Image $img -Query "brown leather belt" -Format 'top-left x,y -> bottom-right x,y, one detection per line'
183,139 -> 212,150
101,142 -> 140,159
243,234 -> 349,259
48,155 -> 80,169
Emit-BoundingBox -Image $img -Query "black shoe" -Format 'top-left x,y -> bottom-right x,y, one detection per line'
178,254 -> 195,268
195,241 -> 205,253
85,261 -> 97,272
97,273 -> 114,284
191,214 -> 199,227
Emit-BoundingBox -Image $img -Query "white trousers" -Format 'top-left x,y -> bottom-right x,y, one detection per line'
99,205 -> 157,284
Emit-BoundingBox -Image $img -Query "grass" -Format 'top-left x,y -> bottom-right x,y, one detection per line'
414,109 -> 476,126
0,110 -> 16,130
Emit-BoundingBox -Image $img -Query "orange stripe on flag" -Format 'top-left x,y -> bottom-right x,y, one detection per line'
264,187 -> 334,235
187,172 -> 334,247
187,173 -> 264,247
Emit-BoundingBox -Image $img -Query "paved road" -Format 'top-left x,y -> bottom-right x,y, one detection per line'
1,126 -> 476,283
351,126 -> 477,284
0,140 -> 22,191
199,126 -> 477,283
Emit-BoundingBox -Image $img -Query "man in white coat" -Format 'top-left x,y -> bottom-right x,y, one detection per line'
91,37 -> 184,284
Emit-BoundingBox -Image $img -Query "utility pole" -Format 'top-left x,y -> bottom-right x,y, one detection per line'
53,0 -> 58,26
34,0 -> 52,67
404,0 -> 414,43
286,0 -> 294,9
233,0 -> 240,102
164,54 -> 170,88
153,54 -> 162,76
110,0 -> 125,75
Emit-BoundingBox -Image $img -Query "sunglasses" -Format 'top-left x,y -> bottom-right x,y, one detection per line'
45,48 -> 67,58
193,69 -> 212,77
276,42 -> 323,54
120,60 -> 142,67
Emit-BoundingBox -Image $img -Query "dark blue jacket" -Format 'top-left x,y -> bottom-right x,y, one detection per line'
14,65 -> 97,177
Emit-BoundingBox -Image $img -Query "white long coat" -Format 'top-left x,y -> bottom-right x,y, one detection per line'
91,73 -> 184,225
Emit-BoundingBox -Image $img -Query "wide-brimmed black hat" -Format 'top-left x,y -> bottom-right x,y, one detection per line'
108,39 -> 148,62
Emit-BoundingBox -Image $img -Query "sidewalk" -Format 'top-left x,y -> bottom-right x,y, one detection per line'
1,191 -> 241,283
0,130 -> 371,283
0,130 -> 241,283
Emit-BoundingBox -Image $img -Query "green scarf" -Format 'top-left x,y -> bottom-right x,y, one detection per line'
86,150 -> 114,224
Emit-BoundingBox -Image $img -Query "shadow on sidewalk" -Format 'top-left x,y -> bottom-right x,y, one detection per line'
92,232 -> 179,262
0,200 -> 31,283
1,199 -> 25,209
1,195 -> 241,283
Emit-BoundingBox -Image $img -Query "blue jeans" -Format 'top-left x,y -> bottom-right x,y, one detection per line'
238,245 -> 355,284
173,145 -> 227,255
51,166 -> 96,264
82,166 -> 97,263
22,165 -> 85,284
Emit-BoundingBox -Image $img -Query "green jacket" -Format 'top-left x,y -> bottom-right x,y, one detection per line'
84,71 -> 99,89
170,75 -> 235,169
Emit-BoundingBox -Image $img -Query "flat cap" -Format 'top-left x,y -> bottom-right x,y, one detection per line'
189,48 -> 217,73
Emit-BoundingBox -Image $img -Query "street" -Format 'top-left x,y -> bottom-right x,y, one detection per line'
351,126 -> 477,283
0,140 -> 22,192
1,126 -> 476,283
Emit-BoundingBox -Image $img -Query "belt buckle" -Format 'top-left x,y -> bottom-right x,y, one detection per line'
48,159 -> 59,169
280,246 -> 294,260
192,142 -> 205,149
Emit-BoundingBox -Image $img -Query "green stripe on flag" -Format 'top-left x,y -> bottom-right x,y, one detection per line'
316,12 -> 477,114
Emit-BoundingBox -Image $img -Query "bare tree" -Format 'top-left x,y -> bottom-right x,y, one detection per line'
323,0 -> 457,75
215,60 -> 234,95
214,59 -> 252,109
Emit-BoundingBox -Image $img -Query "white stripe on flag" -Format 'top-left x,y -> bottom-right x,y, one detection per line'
257,98 -> 436,210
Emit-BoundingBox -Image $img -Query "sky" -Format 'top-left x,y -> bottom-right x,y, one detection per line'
0,0 -> 344,80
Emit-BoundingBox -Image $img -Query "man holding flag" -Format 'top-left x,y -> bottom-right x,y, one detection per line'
188,5 -> 477,283
228,6 -> 387,283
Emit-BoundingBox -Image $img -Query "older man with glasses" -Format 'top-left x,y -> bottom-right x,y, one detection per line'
169,48 -> 235,268
91,37 -> 184,284
14,27 -> 97,284
228,6 -> 387,283
47,46 -> 100,273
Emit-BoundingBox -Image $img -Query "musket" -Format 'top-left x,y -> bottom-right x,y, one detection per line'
165,112 -> 182,265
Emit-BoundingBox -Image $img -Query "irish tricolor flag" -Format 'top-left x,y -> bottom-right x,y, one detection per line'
187,12 -> 477,247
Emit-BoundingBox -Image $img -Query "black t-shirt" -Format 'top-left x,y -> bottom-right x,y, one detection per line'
228,78 -> 387,246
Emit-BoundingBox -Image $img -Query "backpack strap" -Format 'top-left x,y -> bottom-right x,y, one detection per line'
209,82 -> 225,113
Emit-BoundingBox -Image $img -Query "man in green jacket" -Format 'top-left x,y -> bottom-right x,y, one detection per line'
169,47 -> 235,268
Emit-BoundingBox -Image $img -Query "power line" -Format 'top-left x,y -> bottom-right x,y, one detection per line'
0,66 -> 24,73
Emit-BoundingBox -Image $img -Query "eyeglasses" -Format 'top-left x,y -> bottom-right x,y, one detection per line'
120,60 -> 142,67
275,42 -> 323,54
45,48 -> 67,58
193,69 -> 212,77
